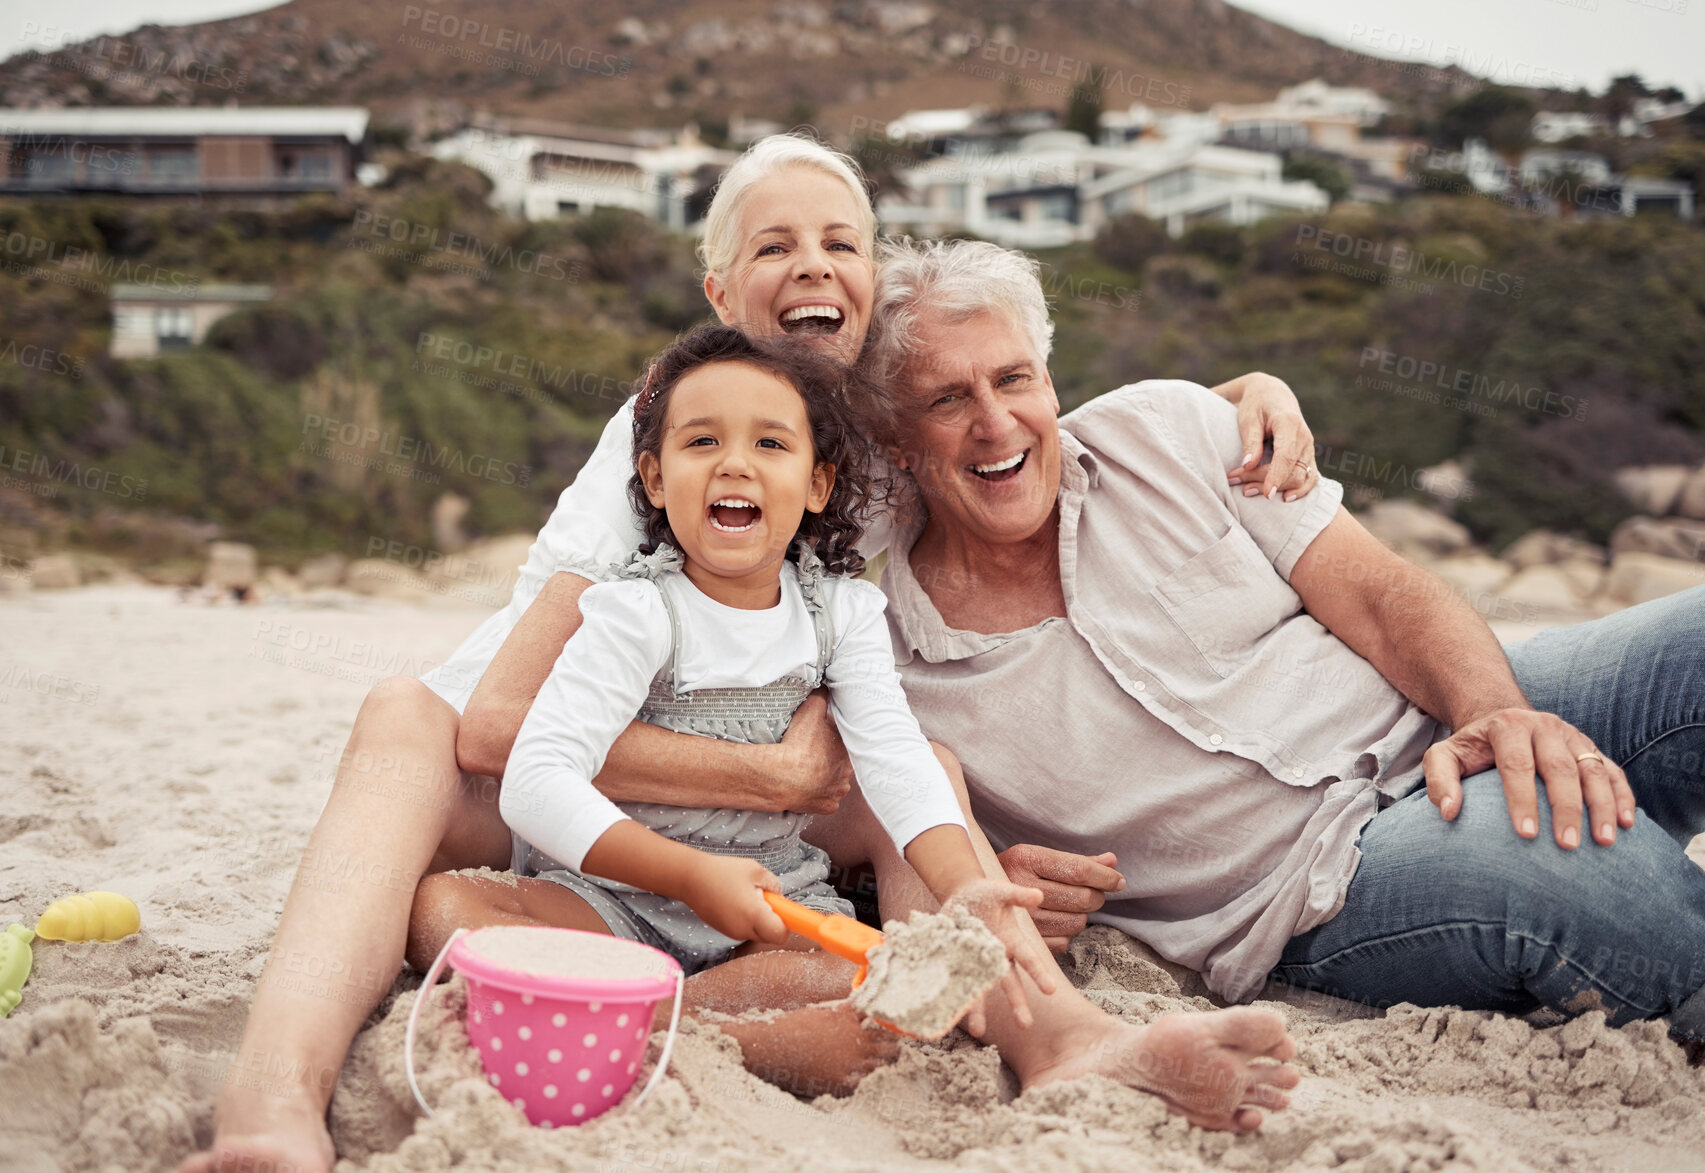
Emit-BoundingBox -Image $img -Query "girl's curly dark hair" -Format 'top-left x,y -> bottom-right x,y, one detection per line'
627,325 -> 891,577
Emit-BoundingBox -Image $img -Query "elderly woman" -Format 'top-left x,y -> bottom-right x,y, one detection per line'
186,137 -> 1319,1173
865,236 -> 1705,1042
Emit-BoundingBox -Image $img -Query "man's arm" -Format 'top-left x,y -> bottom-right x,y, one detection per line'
458,571 -> 851,812
1288,508 -> 1636,849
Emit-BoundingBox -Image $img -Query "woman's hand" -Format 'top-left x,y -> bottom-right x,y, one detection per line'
682,854 -> 790,945
1215,372 -> 1319,503
942,877 -> 1056,1035
770,691 -> 856,814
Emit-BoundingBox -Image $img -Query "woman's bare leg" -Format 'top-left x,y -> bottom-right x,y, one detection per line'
179,678 -> 511,1173
806,746 -> 1300,1132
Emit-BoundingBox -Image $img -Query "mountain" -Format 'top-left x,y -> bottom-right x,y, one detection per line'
1,0 -> 1486,135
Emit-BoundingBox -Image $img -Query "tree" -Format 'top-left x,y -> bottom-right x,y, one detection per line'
1065,67 -> 1104,140
1441,87 -> 1536,154
1282,155 -> 1351,204
1092,213 -> 1168,274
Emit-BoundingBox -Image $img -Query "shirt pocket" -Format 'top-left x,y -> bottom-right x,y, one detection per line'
1152,527 -> 1301,680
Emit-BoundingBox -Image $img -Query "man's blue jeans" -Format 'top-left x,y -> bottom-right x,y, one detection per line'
1271,585 -> 1705,1041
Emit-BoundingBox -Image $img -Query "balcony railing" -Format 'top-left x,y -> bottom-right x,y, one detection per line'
0,173 -> 345,194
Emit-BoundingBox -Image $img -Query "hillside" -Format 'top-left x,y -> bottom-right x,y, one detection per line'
0,0 -> 1485,134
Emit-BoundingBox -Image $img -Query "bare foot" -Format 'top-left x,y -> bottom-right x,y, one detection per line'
1028,1007 -> 1300,1132
176,1084 -> 336,1173
718,1000 -> 902,1098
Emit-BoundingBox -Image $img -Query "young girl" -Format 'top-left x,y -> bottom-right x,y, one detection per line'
407,325 -> 1050,1054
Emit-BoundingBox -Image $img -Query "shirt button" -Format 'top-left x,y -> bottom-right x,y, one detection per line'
1209,734 -> 1224,746
1292,768 -> 1305,779
1133,680 -> 1146,691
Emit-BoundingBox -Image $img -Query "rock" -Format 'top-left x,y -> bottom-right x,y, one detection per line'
1498,566 -> 1587,611
1501,529 -> 1608,570
1415,459 -> 1473,505
1678,467 -> 1705,521
204,541 -> 258,591
29,553 -> 80,590
1359,500 -> 1472,558
431,491 -> 471,553
1612,465 -> 1691,516
1553,558 -> 1606,600
298,553 -> 348,589
1608,516 -> 1705,564
1426,553 -> 1511,598
1603,553 -> 1705,606
345,558 -> 436,601
259,566 -> 302,599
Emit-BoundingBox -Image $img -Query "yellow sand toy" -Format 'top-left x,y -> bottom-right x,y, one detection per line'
0,924 -> 33,1017
35,891 -> 141,942
0,892 -> 141,1018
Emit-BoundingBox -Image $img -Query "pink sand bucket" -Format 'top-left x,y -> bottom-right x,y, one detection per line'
406,925 -> 684,1128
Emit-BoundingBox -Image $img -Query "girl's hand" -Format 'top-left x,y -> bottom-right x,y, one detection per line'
1224,373 -> 1319,503
683,855 -> 789,945
942,878 -> 1056,1035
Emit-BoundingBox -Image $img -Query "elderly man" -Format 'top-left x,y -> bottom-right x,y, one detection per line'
870,236 -> 1705,1036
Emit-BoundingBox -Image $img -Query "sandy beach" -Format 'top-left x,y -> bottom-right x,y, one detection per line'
3,584 -> 1704,1172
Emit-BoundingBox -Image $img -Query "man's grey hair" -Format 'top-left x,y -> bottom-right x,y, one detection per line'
867,236 -> 1055,390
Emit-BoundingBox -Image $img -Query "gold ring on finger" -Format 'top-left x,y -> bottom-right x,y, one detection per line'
1575,751 -> 1604,765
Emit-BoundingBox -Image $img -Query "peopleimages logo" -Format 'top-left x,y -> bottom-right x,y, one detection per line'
1294,226 -> 1524,299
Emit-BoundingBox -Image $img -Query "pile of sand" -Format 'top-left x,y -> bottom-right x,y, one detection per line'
850,909 -> 1008,1040
3,587 -> 1704,1172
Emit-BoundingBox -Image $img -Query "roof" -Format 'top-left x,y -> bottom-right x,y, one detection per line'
0,108 -> 369,143
112,284 -> 273,302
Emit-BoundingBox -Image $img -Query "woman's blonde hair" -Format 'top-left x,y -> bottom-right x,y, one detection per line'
697,132 -> 877,280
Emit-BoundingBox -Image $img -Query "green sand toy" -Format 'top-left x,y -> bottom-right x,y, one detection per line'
0,923 -> 33,1017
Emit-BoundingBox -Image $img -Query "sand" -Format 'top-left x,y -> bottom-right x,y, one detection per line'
851,909 -> 1008,1040
4,584 -> 1705,1172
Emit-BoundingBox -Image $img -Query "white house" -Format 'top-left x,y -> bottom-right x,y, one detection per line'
432,120 -> 736,228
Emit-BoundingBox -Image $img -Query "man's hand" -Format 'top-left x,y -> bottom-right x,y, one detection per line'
681,854 -> 790,944
1423,707 -> 1636,849
771,690 -> 855,814
941,878 -> 1055,1036
997,845 -> 1126,951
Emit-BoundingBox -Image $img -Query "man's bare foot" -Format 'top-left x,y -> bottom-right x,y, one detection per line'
176,1085 -> 336,1173
1027,1007 -> 1299,1132
718,1000 -> 902,1098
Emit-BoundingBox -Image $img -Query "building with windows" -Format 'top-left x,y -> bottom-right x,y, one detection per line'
109,283 -> 272,359
0,107 -> 368,199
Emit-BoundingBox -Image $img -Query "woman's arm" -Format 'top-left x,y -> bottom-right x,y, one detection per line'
459,571 -> 853,812
1209,371 -> 1318,502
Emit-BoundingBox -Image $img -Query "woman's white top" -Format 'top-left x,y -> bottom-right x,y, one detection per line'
498,560 -> 965,871
420,397 -> 896,713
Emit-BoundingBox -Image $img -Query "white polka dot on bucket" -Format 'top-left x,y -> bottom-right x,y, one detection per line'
541,1120 -> 554,1130
627,1062 -> 636,1075
583,1032 -> 597,1047
609,1049 -> 621,1063
515,1062 -> 529,1076
577,1068 -> 591,1082
493,1001 -> 504,1015
521,993 -> 534,1005
473,1012 -> 482,1025
616,1013 -> 629,1027
489,1073 -> 501,1087
490,1037 -> 503,1051
544,1084 -> 558,1098
518,1026 -> 531,1040
589,1002 -> 602,1012
552,1013 -> 566,1027
602,1084 -> 614,1097
634,1027 -> 646,1040
548,1048 -> 562,1063
572,1104 -> 585,1118
513,1098 -> 525,1113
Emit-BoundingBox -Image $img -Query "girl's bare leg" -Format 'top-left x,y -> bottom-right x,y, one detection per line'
805,746 -> 1300,1132
179,678 -> 512,1173
408,873 -> 898,1098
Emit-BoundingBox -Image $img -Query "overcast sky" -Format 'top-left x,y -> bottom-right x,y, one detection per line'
2,0 -> 1698,97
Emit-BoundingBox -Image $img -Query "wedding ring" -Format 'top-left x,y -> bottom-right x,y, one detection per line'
1575,752 -> 1604,765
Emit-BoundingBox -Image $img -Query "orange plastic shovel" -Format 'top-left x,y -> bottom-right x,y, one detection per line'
762,891 -> 884,987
